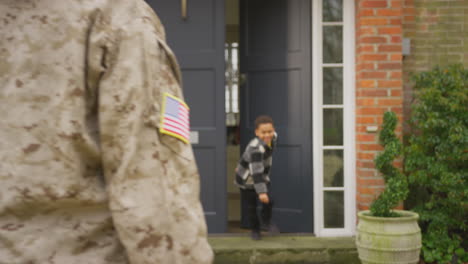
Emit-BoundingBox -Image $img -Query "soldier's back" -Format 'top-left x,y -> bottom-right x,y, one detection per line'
0,1 -> 213,263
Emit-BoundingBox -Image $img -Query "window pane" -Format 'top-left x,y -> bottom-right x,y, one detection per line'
225,85 -> 230,112
324,191 -> 344,228
324,150 -> 344,187
232,84 -> 239,113
323,67 -> 343,104
323,26 -> 343,63
323,109 -> 343,145
323,0 -> 343,22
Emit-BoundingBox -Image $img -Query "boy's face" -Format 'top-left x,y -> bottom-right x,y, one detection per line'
255,123 -> 275,145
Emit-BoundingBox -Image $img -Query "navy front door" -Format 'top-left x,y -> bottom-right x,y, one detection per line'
146,0 -> 226,233
240,0 -> 313,232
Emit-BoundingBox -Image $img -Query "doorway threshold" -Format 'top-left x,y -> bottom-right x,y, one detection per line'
208,235 -> 359,264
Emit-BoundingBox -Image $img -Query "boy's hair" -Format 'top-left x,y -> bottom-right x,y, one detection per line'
254,115 -> 274,129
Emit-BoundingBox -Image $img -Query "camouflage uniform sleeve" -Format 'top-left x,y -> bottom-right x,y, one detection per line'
86,1 -> 213,263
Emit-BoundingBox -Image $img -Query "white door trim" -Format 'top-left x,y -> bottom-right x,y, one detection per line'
312,0 -> 356,237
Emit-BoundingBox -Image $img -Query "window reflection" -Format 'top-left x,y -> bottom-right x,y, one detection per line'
323,67 -> 343,104
323,0 -> 343,22
323,26 -> 343,63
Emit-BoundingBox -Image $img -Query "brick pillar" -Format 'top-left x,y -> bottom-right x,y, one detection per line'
355,0 -> 404,211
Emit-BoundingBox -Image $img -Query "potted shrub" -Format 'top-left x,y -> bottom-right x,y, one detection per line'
356,111 -> 421,264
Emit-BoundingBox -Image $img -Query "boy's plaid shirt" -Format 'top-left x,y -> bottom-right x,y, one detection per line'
235,134 -> 277,193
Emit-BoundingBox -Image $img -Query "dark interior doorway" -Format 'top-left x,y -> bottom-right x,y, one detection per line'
226,0 -> 313,234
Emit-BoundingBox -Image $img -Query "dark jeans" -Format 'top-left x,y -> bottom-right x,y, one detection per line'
240,188 -> 273,232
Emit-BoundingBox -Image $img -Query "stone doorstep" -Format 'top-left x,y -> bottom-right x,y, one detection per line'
208,235 -> 360,264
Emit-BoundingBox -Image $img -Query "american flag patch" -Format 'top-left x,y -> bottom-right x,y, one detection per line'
160,93 -> 190,144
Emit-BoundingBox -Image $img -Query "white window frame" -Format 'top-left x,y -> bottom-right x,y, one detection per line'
312,0 -> 356,237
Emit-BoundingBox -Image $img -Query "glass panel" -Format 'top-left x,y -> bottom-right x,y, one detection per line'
323,109 -> 343,145
323,67 -> 343,104
324,191 -> 344,228
324,150 -> 344,187
323,26 -> 343,63
225,85 -> 230,112
232,84 -> 239,113
323,0 -> 343,22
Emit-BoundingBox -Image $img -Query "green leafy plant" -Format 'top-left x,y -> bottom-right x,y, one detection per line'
405,64 -> 468,264
370,111 -> 409,217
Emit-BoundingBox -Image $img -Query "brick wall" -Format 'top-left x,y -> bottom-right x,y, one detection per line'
355,0 -> 404,211
403,0 -> 468,132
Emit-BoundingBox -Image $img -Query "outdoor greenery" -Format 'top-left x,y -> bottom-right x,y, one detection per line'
405,64 -> 468,264
370,111 -> 408,217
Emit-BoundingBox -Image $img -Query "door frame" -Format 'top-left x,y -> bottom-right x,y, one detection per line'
312,0 -> 356,237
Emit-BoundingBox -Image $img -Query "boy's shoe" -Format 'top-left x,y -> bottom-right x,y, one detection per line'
251,230 -> 261,240
266,223 -> 280,235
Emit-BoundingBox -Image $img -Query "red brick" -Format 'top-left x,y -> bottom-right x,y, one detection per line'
377,9 -> 402,17
378,62 -> 402,70
391,36 -> 402,43
361,0 -> 388,8
357,152 -> 376,160
391,89 -> 403,96
378,27 -> 402,35
390,71 -> 402,78
357,107 -> 387,115
357,160 -> 375,169
359,204 -> 371,210
378,80 -> 402,87
360,71 -> 387,79
358,9 -> 375,17
357,134 -> 377,142
357,169 -> 376,177
358,186 -> 384,195
357,195 -> 375,204
357,177 -> 385,186
405,15 -> 415,22
360,54 -> 388,61
391,0 -> 402,7
357,45 -> 375,53
357,27 -> 376,36
390,54 -> 402,61
358,144 -> 384,151
360,36 -> 387,44
405,0 -> 414,5
391,107 -> 403,114
378,44 -> 402,52
357,98 -> 376,106
357,125 -> 368,133
404,7 -> 415,15
390,18 -> 402,25
356,89 -> 388,97
360,18 -> 389,26
358,80 -> 376,88
356,63 -> 375,71
378,98 -> 402,106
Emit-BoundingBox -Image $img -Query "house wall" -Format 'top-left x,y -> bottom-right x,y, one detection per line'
355,0 -> 404,211
402,0 -> 468,132
354,0 -> 467,212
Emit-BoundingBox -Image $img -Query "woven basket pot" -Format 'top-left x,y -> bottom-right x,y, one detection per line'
356,210 -> 422,264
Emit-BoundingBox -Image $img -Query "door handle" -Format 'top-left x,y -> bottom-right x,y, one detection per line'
181,0 -> 187,20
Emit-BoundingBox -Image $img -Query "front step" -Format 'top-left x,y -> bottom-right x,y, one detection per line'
208,235 -> 359,264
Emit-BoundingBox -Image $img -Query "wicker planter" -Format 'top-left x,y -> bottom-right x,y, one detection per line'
356,210 -> 422,264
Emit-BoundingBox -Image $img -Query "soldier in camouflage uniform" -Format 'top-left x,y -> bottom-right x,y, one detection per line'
0,0 -> 213,263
